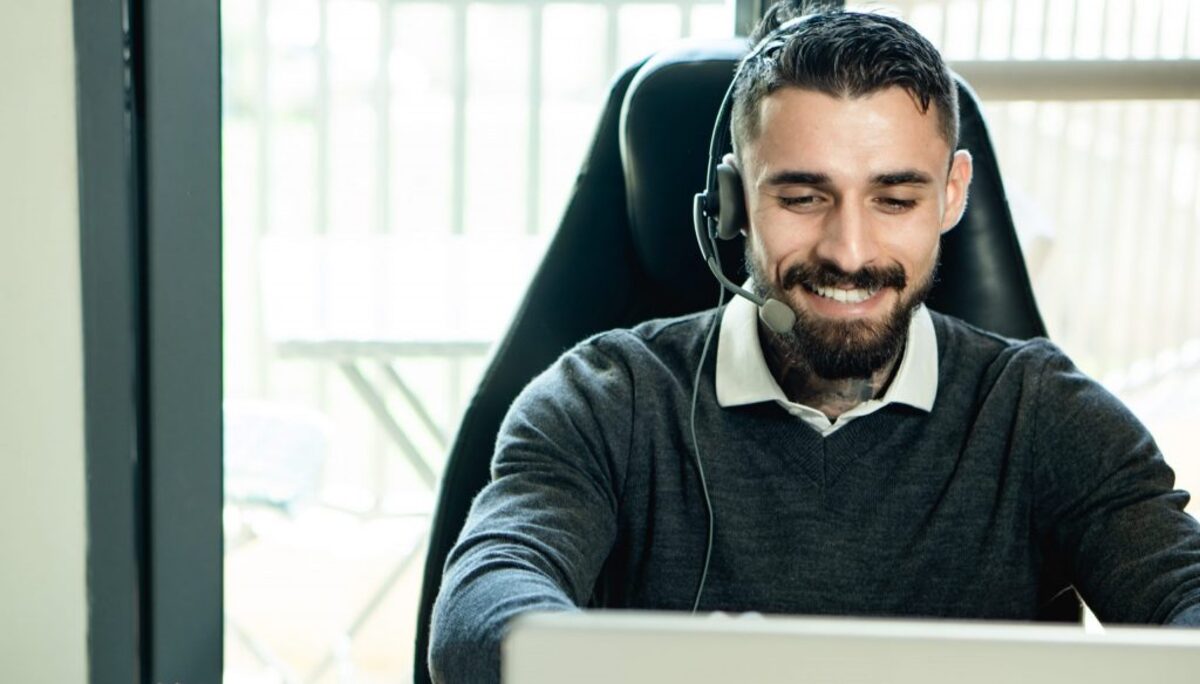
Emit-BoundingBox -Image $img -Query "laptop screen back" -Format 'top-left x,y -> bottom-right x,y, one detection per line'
503,611 -> 1200,683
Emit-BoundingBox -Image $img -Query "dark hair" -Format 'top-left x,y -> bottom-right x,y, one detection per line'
731,4 -> 959,157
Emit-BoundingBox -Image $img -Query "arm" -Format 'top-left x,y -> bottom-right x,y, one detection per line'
428,339 -> 633,683
1032,344 -> 1200,625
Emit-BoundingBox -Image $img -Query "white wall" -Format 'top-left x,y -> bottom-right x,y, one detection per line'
0,0 -> 88,681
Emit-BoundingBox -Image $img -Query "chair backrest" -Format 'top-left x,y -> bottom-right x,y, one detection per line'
413,39 -> 1053,682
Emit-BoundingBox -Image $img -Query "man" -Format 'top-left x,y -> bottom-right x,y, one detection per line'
428,5 -> 1200,682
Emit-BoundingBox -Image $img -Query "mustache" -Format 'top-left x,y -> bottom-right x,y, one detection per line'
781,261 -> 907,292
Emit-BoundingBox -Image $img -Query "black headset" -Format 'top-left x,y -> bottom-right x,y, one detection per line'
690,17 -> 822,335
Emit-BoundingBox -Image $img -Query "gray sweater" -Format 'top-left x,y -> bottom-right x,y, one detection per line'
428,309 -> 1200,683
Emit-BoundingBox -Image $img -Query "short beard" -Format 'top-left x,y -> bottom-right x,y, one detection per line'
745,248 -> 937,380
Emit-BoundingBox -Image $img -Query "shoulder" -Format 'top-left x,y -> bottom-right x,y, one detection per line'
568,308 -> 719,377
496,310 -> 718,476
930,311 -> 1142,434
928,309 -> 1090,418
590,308 -> 718,352
930,309 -> 1065,374
512,308 -> 718,409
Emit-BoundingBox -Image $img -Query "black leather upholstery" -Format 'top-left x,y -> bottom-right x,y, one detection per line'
414,40 -> 1054,682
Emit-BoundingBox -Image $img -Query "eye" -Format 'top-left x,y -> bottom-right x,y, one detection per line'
779,194 -> 824,209
876,197 -> 917,213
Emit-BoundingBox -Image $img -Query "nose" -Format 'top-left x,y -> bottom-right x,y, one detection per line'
812,202 -> 881,276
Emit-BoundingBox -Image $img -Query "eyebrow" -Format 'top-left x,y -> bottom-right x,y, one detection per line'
871,170 -> 933,186
763,169 -> 934,189
763,170 -> 832,188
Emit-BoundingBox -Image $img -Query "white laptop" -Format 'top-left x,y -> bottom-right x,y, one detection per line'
503,610 -> 1200,683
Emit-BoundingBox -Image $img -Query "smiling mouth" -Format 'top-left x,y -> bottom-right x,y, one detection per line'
804,283 -> 881,304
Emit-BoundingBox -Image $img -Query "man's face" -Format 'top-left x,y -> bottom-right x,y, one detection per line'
738,86 -> 973,379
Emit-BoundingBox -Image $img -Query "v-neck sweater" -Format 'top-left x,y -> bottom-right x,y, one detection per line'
429,309 -> 1200,683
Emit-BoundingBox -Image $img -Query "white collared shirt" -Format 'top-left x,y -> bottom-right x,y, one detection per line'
714,291 -> 939,436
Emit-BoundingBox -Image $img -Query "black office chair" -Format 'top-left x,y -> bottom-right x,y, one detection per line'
413,39 -> 1067,682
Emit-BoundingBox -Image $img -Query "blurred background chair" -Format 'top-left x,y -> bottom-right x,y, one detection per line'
412,37 -> 1063,683
225,400 -> 428,684
224,400 -> 332,681
224,400 -> 329,524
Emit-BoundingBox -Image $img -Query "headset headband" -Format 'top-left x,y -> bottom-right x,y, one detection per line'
701,14 -> 820,200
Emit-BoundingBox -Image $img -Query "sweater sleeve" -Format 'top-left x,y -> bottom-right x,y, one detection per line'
1031,343 -> 1200,625
427,338 -> 632,683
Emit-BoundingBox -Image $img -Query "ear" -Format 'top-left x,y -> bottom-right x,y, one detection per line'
940,149 -> 973,234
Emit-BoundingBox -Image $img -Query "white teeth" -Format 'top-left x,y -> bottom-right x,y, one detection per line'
811,285 -> 878,303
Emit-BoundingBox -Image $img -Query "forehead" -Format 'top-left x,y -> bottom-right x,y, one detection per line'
744,86 -> 950,180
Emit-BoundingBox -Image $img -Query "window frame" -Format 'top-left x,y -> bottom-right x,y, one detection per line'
75,0 -> 223,682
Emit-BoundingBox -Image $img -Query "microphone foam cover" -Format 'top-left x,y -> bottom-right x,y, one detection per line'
759,298 -> 796,335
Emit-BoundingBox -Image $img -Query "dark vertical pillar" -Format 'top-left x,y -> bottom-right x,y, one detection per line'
138,0 -> 224,681
75,0 -> 145,680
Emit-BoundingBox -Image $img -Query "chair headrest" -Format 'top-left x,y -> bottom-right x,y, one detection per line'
620,39 -> 748,315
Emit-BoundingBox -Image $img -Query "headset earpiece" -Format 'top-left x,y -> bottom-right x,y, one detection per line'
691,58 -> 796,337
714,162 -> 747,240
695,13 -> 817,249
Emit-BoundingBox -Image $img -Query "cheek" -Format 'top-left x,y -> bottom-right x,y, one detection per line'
748,224 -> 800,278
746,230 -> 772,272
909,234 -> 943,274
881,225 -> 942,273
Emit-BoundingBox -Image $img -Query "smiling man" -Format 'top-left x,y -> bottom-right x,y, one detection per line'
428,5 -> 1200,683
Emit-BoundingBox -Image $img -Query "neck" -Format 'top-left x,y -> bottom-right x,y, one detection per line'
760,330 -> 904,421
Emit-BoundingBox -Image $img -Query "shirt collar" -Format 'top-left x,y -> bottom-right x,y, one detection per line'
715,291 -> 938,413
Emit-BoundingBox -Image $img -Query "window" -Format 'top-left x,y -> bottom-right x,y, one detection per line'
222,1 -> 730,680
